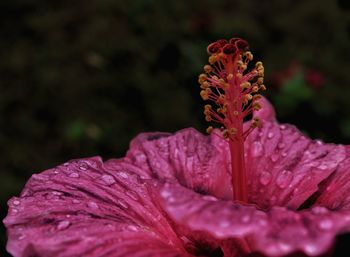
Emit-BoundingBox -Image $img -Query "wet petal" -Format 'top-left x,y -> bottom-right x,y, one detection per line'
246,99 -> 346,209
3,157 -> 186,257
126,128 -> 232,199
315,146 -> 350,210
160,183 -> 350,257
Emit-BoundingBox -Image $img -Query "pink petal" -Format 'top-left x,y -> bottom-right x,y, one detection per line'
3,157 -> 187,257
160,183 -> 350,257
245,98 -> 346,209
315,146 -> 350,210
126,128 -> 232,200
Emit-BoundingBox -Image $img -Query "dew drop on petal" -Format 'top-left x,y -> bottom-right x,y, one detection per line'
318,219 -> 333,231
79,162 -> 88,171
276,170 -> 293,189
311,206 -> 328,215
316,140 -> 324,145
280,125 -> 286,130
318,164 -> 329,170
241,215 -> 251,223
270,153 -> 279,162
18,234 -> 25,240
101,174 -> 116,186
118,172 -> 129,179
260,171 -> 272,186
117,199 -> 129,209
252,142 -> 264,157
57,220 -> 71,230
127,225 -> 139,231
72,199 -> 80,204
219,220 -> 230,228
87,201 -> 99,209
13,200 -> 20,206
267,132 -> 274,139
281,152 -> 287,157
304,244 -> 318,255
68,172 -> 80,178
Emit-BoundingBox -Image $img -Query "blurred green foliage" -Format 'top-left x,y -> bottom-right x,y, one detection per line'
1,0 -> 350,255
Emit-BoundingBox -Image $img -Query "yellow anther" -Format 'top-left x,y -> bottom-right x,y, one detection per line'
252,86 -> 259,93
251,117 -> 262,128
236,73 -> 243,79
237,60 -> 244,67
200,90 -> 209,100
233,111 -> 239,116
257,77 -> 264,85
200,81 -> 210,89
205,115 -> 212,122
212,75 -> 219,81
260,84 -> 266,91
206,126 -> 213,134
253,94 -> 262,100
209,55 -> 218,65
253,102 -> 262,111
255,61 -> 263,67
227,73 -> 234,81
198,74 -> 207,84
218,78 -> 226,86
245,94 -> 253,101
245,51 -> 253,61
204,65 -> 213,73
240,82 -> 251,89
240,64 -> 247,71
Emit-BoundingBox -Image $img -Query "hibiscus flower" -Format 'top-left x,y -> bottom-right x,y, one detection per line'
4,38 -> 350,257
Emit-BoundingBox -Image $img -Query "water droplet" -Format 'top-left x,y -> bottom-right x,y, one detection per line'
72,199 -> 80,204
252,142 -> 264,157
280,125 -> 286,130
117,199 -> 129,209
126,191 -> 139,201
13,200 -> 20,206
312,207 -> 328,215
318,219 -> 333,230
79,162 -> 88,171
202,195 -> 218,201
270,153 -> 279,162
219,220 -> 230,228
260,171 -> 272,186
101,174 -> 116,186
241,215 -> 251,223
18,234 -> 25,240
127,225 -> 138,231
281,152 -> 287,157
118,172 -> 129,179
318,164 -> 328,170
276,170 -> 293,189
267,132 -> 274,139
12,208 -> 18,214
316,140 -> 324,145
304,244 -> 318,255
57,220 -> 70,230
68,172 -> 79,178
87,201 -> 99,209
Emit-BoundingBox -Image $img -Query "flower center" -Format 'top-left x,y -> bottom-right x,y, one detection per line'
198,38 -> 266,203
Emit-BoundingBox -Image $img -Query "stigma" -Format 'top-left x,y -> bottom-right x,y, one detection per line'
198,38 -> 265,141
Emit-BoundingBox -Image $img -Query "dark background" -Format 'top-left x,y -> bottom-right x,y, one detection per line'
1,0 -> 350,256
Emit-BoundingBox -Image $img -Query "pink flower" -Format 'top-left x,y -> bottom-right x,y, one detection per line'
4,98 -> 350,257
4,38 -> 350,257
